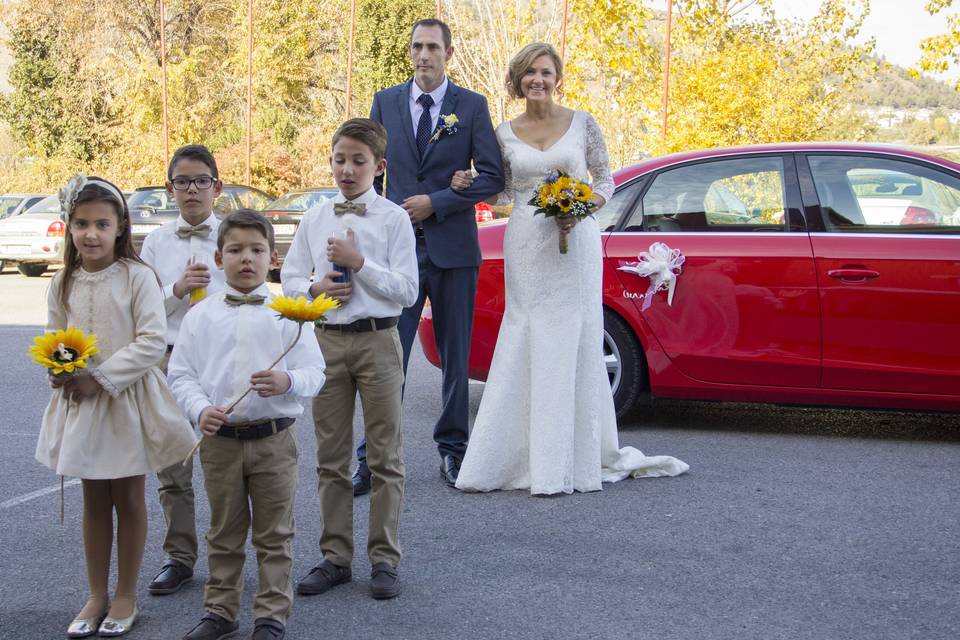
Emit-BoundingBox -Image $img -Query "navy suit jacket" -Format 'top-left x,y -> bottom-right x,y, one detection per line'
371,79 -> 505,269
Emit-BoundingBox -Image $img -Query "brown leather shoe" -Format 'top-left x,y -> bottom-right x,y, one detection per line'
182,613 -> 238,640
370,562 -> 401,599
296,559 -> 352,595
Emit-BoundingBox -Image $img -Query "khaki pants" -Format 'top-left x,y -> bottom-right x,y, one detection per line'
157,349 -> 197,568
314,325 -> 404,567
199,426 -> 299,624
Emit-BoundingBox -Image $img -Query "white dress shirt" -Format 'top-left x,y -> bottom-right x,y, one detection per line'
409,76 -> 449,138
139,213 -> 227,346
280,187 -> 418,324
167,283 -> 326,425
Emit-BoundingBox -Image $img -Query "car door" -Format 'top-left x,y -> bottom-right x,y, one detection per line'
607,154 -> 821,387
800,153 -> 960,396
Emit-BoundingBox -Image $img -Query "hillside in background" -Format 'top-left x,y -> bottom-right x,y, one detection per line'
859,57 -> 960,110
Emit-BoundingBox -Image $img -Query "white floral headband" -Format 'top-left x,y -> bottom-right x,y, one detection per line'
59,175 -> 126,218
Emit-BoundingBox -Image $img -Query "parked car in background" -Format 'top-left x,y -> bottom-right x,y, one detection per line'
0,193 -> 46,221
128,184 -> 274,251
263,188 -> 339,274
0,195 -> 65,276
419,142 -> 960,416
474,201 -> 495,223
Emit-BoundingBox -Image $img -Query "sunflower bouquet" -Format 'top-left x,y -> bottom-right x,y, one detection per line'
183,293 -> 339,463
528,170 -> 597,254
30,327 -> 99,376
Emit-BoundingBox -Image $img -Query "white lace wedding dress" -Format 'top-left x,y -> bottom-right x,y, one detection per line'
455,110 -> 689,495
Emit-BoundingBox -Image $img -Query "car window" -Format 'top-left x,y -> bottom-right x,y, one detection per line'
808,155 -> 960,231
25,195 -> 62,214
128,189 -> 172,209
234,188 -> 272,210
0,196 -> 22,218
214,192 -> 235,214
627,156 -> 787,232
597,178 -> 643,232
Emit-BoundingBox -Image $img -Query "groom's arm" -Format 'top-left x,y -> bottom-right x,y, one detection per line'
370,93 -> 385,196
428,96 -> 505,223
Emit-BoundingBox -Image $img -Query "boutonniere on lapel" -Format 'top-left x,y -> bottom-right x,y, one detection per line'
429,113 -> 459,143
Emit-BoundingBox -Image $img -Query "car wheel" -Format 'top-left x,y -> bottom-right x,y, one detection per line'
17,263 -> 48,277
603,308 -> 646,421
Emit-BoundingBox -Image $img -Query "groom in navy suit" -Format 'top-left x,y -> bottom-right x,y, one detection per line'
358,18 -> 504,491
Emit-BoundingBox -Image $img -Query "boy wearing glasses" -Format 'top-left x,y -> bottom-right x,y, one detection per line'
140,144 -> 228,597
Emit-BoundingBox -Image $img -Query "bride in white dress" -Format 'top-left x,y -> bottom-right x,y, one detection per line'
452,43 -> 688,495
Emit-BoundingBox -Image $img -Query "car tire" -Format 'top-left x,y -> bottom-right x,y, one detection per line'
17,263 -> 48,277
603,308 -> 646,421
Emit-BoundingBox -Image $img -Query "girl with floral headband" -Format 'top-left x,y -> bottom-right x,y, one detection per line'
35,175 -> 197,638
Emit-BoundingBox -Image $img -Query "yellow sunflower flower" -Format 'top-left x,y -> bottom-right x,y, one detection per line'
29,326 -> 99,375
268,294 -> 340,324
574,182 -> 593,202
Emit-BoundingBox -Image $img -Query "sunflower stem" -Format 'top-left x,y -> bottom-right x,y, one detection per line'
181,323 -> 305,465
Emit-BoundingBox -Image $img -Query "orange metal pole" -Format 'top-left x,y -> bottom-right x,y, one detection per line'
559,0 -> 569,62
661,1 -> 673,141
345,0 -> 356,118
159,0 -> 170,171
246,0 -> 253,185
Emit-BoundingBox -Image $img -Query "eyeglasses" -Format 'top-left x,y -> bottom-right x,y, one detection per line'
171,176 -> 216,191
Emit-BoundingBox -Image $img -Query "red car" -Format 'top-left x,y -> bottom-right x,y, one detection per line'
419,143 -> 960,416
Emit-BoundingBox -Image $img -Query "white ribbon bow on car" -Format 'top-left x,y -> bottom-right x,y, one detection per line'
618,242 -> 685,311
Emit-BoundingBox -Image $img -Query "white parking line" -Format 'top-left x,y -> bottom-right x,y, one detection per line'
0,478 -> 81,510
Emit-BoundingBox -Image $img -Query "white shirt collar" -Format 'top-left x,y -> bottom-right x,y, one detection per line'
175,212 -> 218,229
410,76 -> 448,106
333,187 -> 378,207
224,282 -> 270,298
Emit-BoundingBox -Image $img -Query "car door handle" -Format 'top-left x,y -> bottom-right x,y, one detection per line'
827,268 -> 880,281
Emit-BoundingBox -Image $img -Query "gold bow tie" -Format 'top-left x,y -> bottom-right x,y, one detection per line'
176,224 -> 212,239
224,293 -> 266,306
333,201 -> 366,216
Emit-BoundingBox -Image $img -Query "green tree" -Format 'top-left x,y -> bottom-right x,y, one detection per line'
917,0 -> 960,88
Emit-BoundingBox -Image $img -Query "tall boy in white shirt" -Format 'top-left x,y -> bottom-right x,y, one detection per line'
140,144 -> 228,596
281,118 -> 418,600
168,210 -> 326,640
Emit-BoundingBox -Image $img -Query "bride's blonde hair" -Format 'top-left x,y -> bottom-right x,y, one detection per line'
506,43 -> 563,99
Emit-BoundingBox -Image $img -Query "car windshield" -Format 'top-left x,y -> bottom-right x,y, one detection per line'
0,196 -> 24,217
268,191 -> 335,211
128,189 -> 173,209
25,195 -> 61,214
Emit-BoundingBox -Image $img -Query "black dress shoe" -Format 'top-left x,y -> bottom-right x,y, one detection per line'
352,463 -> 371,497
182,613 -> 238,640
440,454 -> 461,487
296,559 -> 352,595
149,560 -> 193,595
370,562 -> 401,599
251,618 -> 285,640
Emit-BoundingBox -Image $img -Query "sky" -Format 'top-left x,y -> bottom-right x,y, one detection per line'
769,0 -> 956,77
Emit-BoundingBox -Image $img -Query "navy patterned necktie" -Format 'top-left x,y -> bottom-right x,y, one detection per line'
415,93 -> 435,158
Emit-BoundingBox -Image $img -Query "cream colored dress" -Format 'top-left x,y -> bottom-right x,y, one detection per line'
35,260 -> 197,479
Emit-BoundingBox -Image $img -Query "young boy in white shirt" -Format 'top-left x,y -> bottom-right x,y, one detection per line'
168,210 -> 326,640
140,144 -> 227,596
281,118 -> 418,600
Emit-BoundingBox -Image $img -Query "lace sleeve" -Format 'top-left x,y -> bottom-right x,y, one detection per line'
583,112 -> 614,203
495,127 -> 514,206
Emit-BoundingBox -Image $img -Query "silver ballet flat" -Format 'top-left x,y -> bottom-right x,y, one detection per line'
97,605 -> 138,637
66,612 -> 106,638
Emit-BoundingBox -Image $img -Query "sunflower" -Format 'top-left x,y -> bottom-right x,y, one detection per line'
268,294 -> 340,324
573,182 -> 593,202
30,326 -> 98,374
